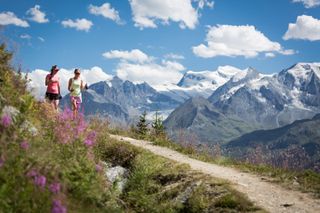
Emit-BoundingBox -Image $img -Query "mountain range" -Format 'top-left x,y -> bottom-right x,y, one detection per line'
154,65 -> 242,101
165,63 -> 320,143
208,63 -> 320,128
224,114 -> 320,172
60,62 -> 320,171
61,65 -> 244,123
61,76 -> 181,124
163,96 -> 256,144
61,63 -> 320,138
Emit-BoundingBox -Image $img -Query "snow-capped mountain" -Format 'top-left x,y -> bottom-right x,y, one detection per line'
61,76 -> 182,123
208,63 -> 320,128
177,65 -> 242,89
58,63 -> 320,134
60,66 -> 243,122
164,63 -> 320,144
278,63 -> 320,108
154,66 -> 243,101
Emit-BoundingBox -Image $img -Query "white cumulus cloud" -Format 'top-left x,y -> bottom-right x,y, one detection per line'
103,49 -> 151,63
193,25 -> 294,58
89,3 -> 123,24
104,49 -> 185,86
283,15 -> 320,41
0,12 -> 29,27
26,67 -> 112,99
265,52 -> 276,58
26,5 -> 49,23
116,60 -> 185,86
279,49 -> 296,55
129,0 -> 213,29
164,53 -> 185,60
292,0 -> 320,8
61,18 -> 93,32
20,34 -> 31,39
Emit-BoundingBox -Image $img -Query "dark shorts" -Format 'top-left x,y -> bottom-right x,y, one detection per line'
45,92 -> 60,101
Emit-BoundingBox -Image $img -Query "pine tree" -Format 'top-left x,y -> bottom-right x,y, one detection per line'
152,111 -> 165,137
136,111 -> 148,136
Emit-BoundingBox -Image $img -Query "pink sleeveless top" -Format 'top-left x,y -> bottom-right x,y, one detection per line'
46,74 -> 60,94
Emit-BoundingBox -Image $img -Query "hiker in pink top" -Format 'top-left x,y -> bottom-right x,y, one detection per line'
45,65 -> 61,111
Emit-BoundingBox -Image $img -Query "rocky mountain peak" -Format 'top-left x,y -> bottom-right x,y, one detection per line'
278,63 -> 320,89
231,67 -> 260,83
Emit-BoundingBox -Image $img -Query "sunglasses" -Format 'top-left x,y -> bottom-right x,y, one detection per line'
75,72 -> 80,75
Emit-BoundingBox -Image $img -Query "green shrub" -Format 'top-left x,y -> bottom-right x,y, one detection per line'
0,44 -> 121,212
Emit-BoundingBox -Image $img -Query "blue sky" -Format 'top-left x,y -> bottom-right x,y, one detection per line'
1,0 -> 320,85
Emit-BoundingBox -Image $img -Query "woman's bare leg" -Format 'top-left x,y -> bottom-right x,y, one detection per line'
53,100 -> 59,111
72,100 -> 78,118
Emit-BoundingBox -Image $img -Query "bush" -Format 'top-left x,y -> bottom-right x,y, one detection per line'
0,44 -> 120,212
101,139 -> 140,168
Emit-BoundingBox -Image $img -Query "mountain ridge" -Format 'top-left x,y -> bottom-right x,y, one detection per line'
164,96 -> 257,144
224,113 -> 320,172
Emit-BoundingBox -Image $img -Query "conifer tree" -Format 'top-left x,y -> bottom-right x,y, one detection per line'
152,111 -> 165,136
136,111 -> 148,136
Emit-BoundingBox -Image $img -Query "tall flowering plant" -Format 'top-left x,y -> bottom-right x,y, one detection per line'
54,108 -> 96,148
0,44 -> 111,212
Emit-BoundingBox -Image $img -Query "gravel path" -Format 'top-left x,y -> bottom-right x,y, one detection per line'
110,134 -> 320,213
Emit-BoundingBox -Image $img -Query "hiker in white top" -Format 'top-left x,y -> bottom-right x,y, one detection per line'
68,69 -> 88,117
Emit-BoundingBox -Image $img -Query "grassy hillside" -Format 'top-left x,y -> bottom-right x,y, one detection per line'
0,45 -> 261,212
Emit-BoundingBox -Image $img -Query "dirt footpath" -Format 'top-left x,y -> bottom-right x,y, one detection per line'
110,134 -> 320,213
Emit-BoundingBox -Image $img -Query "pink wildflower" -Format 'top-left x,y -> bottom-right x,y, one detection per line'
84,131 -> 97,147
20,140 -> 30,150
51,200 -> 67,213
1,114 -> 12,128
86,131 -> 97,141
84,139 -> 94,147
95,164 -> 103,172
76,118 -> 87,135
34,175 -> 46,188
49,182 -> 61,194
26,169 -> 37,177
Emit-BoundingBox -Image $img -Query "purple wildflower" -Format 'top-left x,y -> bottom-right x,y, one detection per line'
51,199 -> 67,213
84,139 -> 94,147
20,140 -> 30,150
95,164 -> 103,172
86,131 -> 97,141
84,131 -> 97,148
1,114 -> 12,128
76,118 -> 87,134
26,169 -> 37,177
60,108 -> 73,121
55,108 -> 91,144
34,175 -> 46,188
49,182 -> 61,194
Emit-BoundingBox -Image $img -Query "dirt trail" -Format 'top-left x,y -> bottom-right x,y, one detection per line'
110,134 -> 320,213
